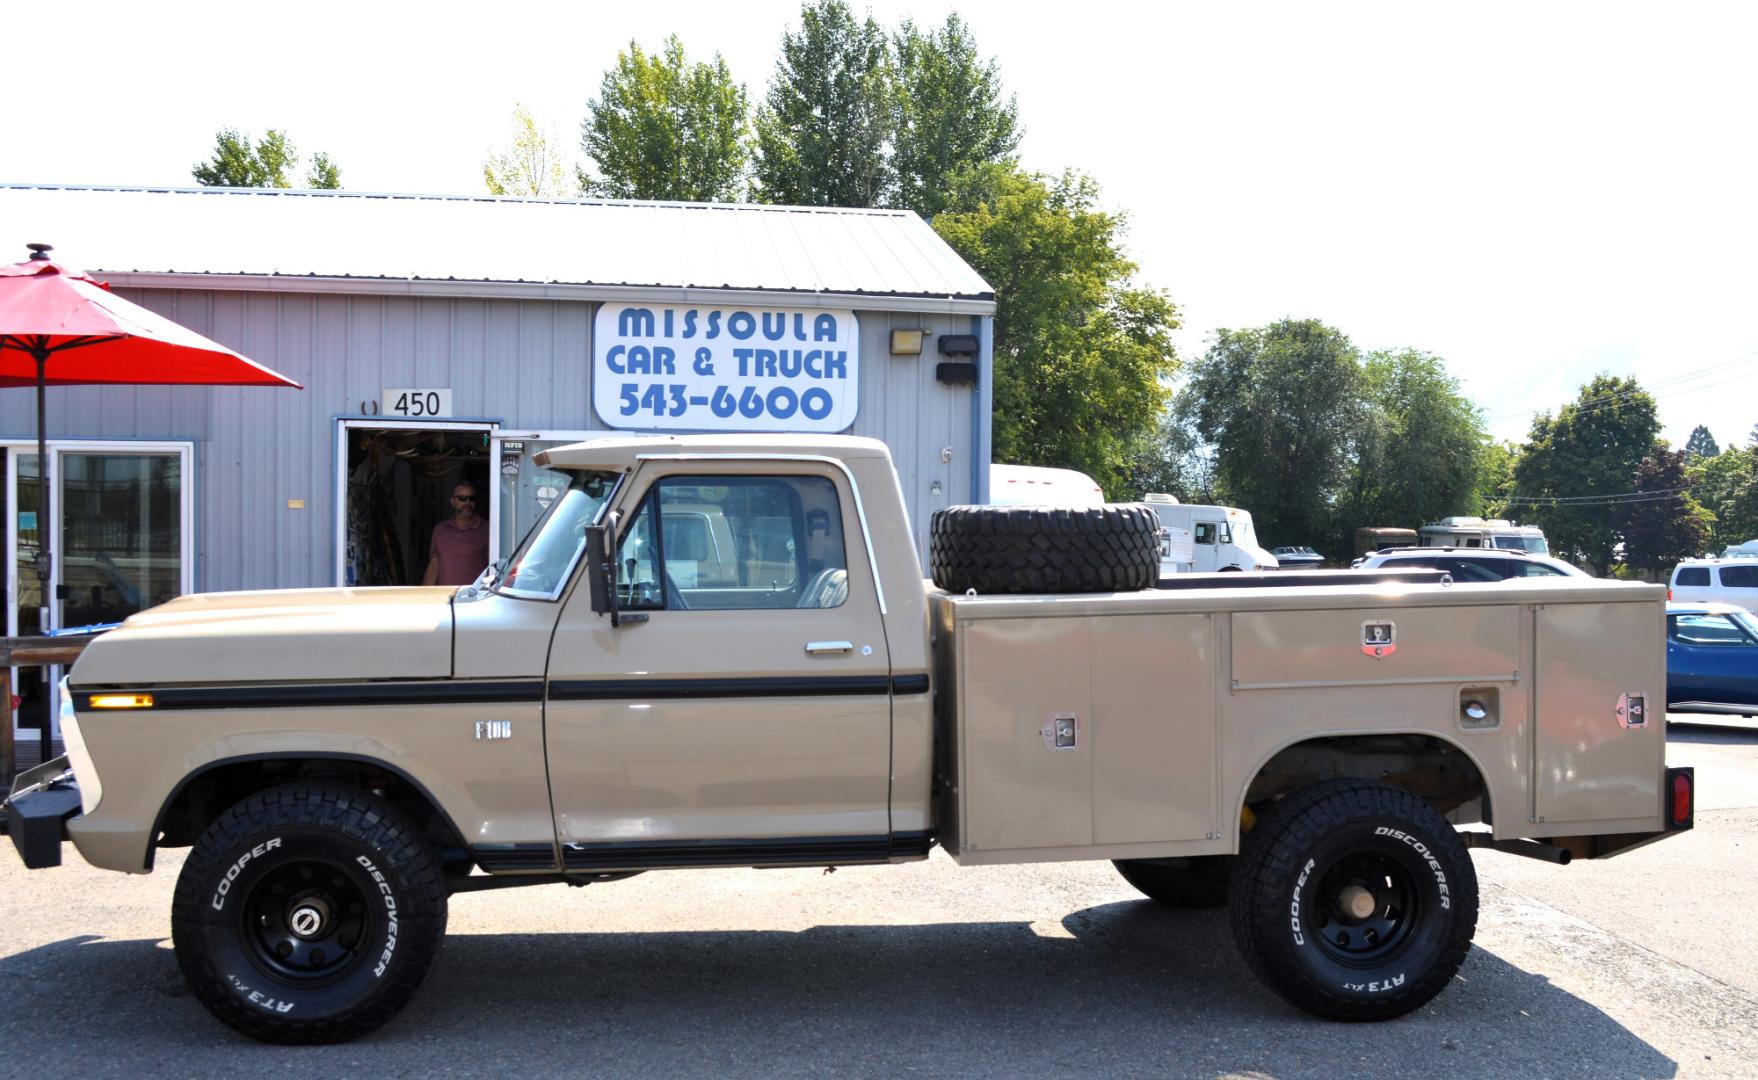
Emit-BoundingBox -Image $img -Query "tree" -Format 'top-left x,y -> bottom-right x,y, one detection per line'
1177,319 -> 1363,548
1476,440 -> 1521,518
1620,449 -> 1710,574
579,38 -> 749,201
193,128 -> 339,189
1339,349 -> 1486,539
892,13 -> 1020,218
1510,375 -> 1660,573
933,167 -> 1180,494
485,104 -> 571,197
754,0 -> 893,207
1684,424 -> 1720,462
1692,446 -> 1758,551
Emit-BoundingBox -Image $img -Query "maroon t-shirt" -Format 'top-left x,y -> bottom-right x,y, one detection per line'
429,518 -> 489,586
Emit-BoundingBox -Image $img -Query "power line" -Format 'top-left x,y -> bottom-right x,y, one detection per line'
1486,350 -> 1758,421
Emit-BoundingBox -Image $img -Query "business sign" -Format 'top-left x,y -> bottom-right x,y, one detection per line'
593,304 -> 859,432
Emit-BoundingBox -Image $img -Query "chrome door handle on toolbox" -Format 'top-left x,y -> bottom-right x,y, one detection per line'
805,640 -> 854,655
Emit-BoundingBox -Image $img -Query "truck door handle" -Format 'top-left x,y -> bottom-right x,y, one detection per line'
805,640 -> 854,655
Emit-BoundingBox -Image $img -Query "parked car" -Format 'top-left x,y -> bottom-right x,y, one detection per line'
1669,558 -> 1758,616
1270,545 -> 1325,569
1354,547 -> 1588,581
1666,601 -> 1758,716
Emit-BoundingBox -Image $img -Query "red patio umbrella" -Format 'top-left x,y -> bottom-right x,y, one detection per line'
0,241 -> 301,628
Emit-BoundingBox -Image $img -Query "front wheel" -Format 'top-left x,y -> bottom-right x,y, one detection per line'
1229,780 -> 1478,1021
171,783 -> 448,1043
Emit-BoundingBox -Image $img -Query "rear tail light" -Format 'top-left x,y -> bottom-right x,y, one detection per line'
1667,767 -> 1694,830
1667,587 -> 1673,600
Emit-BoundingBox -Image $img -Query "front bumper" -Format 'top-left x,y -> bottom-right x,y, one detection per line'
3,756 -> 83,869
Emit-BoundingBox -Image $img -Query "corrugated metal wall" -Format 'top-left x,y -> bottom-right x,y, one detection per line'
0,287 -> 978,592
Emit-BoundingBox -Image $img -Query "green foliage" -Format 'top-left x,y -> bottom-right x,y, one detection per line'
1692,447 -> 1758,550
754,0 -> 894,207
932,167 -> 1179,494
892,13 -> 1019,218
580,37 -> 750,201
1341,349 -> 1487,537
1178,319 -> 1363,547
1510,375 -> 1660,573
1684,424 -> 1720,462
484,105 -> 570,197
1476,440 -> 1521,518
1620,449 -> 1710,572
193,128 -> 337,189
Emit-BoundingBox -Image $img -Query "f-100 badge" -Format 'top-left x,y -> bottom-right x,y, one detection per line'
1361,621 -> 1397,659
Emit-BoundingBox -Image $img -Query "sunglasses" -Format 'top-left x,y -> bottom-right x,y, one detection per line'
452,495 -> 476,502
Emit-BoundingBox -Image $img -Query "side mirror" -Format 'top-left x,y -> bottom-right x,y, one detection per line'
584,519 -> 632,627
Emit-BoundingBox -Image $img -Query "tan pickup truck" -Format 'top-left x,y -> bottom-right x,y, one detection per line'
4,434 -> 1692,1043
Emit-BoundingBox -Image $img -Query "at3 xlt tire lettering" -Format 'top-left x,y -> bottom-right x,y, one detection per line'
170,783 -> 448,1044
1229,779 -> 1479,1022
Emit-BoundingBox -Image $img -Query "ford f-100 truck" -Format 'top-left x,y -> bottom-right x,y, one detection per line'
4,434 -> 1692,1043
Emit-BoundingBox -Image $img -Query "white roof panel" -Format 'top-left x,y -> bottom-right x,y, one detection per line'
0,185 -> 995,312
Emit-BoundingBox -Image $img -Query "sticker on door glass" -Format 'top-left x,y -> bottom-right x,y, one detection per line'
1361,620 -> 1397,659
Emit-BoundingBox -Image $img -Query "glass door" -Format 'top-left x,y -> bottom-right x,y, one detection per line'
489,431 -> 600,567
56,452 -> 187,630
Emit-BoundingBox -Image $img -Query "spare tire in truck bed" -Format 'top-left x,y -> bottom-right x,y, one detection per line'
930,504 -> 1161,593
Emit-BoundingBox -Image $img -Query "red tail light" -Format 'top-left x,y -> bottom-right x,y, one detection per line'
1668,768 -> 1694,829
1667,587 -> 1673,600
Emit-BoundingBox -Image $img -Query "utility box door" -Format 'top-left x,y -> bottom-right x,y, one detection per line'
1534,601 -> 1665,824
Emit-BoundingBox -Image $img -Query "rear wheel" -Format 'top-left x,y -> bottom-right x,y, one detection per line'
171,783 -> 448,1043
1229,780 -> 1477,1021
1113,856 -> 1233,908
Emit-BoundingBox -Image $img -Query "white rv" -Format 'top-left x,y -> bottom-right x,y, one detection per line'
1141,494 -> 1279,574
1418,516 -> 1549,555
989,464 -> 1106,507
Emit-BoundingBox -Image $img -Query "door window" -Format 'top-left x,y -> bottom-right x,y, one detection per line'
1721,566 -> 1758,589
1669,613 -> 1757,646
618,475 -> 848,611
1194,522 -> 1217,545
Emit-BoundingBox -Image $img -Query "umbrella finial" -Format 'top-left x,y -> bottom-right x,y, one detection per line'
26,243 -> 52,261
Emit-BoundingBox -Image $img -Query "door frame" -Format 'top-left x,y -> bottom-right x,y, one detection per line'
332,419 -> 499,586
6,439 -> 196,737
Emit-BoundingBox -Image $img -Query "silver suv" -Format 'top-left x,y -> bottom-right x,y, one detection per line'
1356,547 -> 1588,582
1669,558 -> 1758,615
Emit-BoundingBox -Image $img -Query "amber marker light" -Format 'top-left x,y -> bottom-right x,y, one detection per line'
89,693 -> 154,709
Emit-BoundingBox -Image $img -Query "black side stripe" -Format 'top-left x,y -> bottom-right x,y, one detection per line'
472,843 -> 558,872
74,679 -> 545,712
78,673 -> 928,711
549,675 -> 903,701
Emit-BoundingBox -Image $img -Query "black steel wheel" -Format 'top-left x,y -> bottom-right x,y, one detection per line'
171,783 -> 448,1043
1229,780 -> 1478,1021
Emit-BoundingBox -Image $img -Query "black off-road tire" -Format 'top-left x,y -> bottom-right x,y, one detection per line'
929,504 -> 1161,593
171,783 -> 448,1044
1113,856 -> 1234,908
1228,780 -> 1478,1021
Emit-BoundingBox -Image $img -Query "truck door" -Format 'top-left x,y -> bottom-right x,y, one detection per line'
1193,520 -> 1224,571
543,462 -> 896,869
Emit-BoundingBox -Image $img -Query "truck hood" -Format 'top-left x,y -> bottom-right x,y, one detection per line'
69,587 -> 456,686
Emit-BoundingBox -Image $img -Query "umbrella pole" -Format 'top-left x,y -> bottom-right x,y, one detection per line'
35,351 -> 52,763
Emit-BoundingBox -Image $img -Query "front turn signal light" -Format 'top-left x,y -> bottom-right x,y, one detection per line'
89,693 -> 154,709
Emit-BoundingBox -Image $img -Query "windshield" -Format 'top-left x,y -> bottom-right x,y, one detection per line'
1494,535 -> 1549,555
492,470 -> 620,600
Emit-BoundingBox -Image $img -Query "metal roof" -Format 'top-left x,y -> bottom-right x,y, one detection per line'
0,184 -> 996,315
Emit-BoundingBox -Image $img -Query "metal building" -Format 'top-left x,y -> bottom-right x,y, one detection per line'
0,183 -> 996,737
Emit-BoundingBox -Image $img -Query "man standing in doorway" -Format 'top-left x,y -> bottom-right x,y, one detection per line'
422,481 -> 489,586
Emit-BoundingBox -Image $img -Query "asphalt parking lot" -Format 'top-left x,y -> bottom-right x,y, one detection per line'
3,715 -> 1756,1079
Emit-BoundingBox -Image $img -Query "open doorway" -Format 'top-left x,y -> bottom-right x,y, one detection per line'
339,424 -> 493,586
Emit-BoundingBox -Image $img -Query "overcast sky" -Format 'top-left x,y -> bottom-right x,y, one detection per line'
6,0 -> 1754,451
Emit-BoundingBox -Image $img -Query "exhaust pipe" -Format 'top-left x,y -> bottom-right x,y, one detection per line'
1462,832 -> 1573,865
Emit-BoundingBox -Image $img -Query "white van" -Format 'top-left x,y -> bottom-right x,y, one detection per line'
1142,494 -> 1279,574
1670,558 -> 1758,615
1418,516 -> 1549,554
1723,539 -> 1758,559
988,464 -> 1106,507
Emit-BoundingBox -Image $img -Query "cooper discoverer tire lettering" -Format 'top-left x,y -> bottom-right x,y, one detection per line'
929,504 -> 1161,594
1228,779 -> 1478,1021
171,783 -> 448,1044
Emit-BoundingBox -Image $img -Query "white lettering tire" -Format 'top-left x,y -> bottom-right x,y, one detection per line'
170,783 -> 448,1043
1229,779 -> 1478,1021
